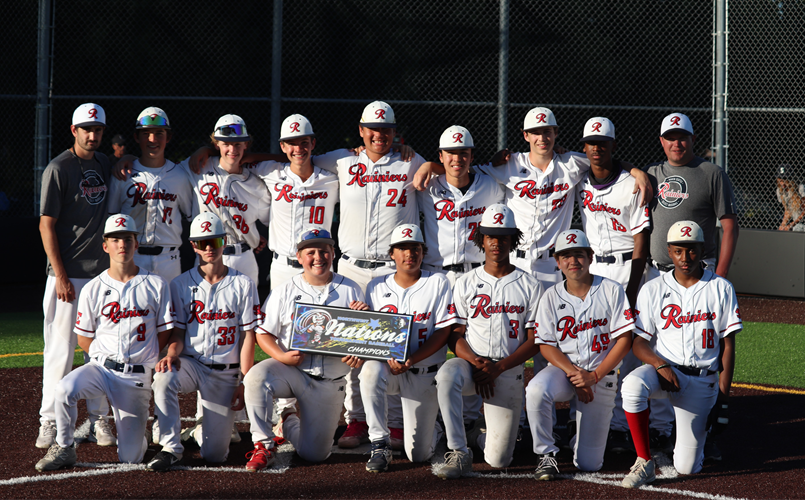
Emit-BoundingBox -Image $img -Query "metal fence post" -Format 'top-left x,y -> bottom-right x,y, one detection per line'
713,0 -> 728,171
497,0 -> 509,151
34,0 -> 53,215
270,0 -> 283,154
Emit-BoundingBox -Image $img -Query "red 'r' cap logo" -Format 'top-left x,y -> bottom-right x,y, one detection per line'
591,122 -> 602,132
312,229 -> 320,236
88,108 -> 98,119
535,113 -> 546,123
493,213 -> 505,225
201,221 -> 212,232
670,116 -> 681,126
566,233 -> 578,244
290,122 -> 300,132
680,226 -> 692,237
402,228 -> 413,238
115,217 -> 126,227
375,109 -> 386,120
452,133 -> 464,143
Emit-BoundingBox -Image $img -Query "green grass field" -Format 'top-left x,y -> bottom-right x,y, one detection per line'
1,312 -> 803,389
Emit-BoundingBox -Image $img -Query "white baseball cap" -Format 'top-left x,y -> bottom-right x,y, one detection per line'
103,214 -> 138,237
72,103 -> 106,128
581,117 -> 615,142
297,228 -> 336,250
279,114 -> 315,141
439,125 -> 474,150
667,220 -> 705,244
660,113 -> 694,137
213,114 -> 251,142
360,101 -> 397,128
136,107 -> 171,130
389,223 -> 425,246
523,107 -> 558,131
190,213 -> 226,241
555,229 -> 592,253
479,204 -> 518,235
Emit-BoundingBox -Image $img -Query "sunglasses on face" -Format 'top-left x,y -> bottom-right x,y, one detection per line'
193,237 -> 225,250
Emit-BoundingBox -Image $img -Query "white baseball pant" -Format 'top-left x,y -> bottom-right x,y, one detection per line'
510,253 -> 563,286
622,364 -> 719,474
55,360 -> 150,463
526,365 -> 617,471
359,360 -> 440,462
152,357 -> 238,462
221,249 -> 260,286
41,276 -> 108,426
134,249 -> 182,283
269,257 -> 303,291
436,357 -> 524,468
244,358 -> 346,463
610,351 -> 675,435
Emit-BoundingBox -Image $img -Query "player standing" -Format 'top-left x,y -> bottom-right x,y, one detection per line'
526,230 -> 633,480
242,229 -> 366,470
361,224 -> 459,472
35,215 -> 173,471
620,221 -> 741,487
435,204 -> 543,479
38,103 -> 113,449
146,213 -> 258,471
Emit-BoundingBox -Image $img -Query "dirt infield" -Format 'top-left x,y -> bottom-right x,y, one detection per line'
2,296 -> 803,499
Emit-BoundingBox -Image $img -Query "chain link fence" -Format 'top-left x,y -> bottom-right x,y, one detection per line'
3,0 -> 799,231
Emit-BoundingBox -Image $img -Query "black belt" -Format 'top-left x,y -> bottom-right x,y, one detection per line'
103,358 -> 145,373
223,242 -> 251,255
341,254 -> 388,269
442,262 -> 481,273
650,260 -> 675,273
274,252 -> 302,269
516,249 -> 554,259
673,365 -> 717,377
308,374 -> 345,381
205,362 -> 240,371
409,364 -> 439,375
138,246 -> 176,256
595,251 -> 633,264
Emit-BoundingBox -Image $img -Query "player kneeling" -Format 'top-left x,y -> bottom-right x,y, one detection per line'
36,215 -> 173,472
242,229 -> 366,470
435,204 -> 544,479
361,224 -> 459,473
620,221 -> 741,488
525,230 -> 633,480
146,213 -> 259,472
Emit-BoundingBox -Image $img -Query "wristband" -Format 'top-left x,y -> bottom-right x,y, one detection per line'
655,363 -> 671,371
593,371 -> 599,384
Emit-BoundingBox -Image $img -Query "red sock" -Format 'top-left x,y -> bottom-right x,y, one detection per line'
625,409 -> 651,460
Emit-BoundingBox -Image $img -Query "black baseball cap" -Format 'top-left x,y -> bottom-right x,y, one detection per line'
112,134 -> 126,145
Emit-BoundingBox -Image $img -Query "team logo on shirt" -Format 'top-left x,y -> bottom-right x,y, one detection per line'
346,164 -> 408,187
513,180 -> 570,200
101,302 -> 150,324
580,190 -> 622,215
656,175 -> 690,209
433,200 -> 486,221
556,316 -> 609,341
126,182 -> 177,207
660,305 -> 716,329
274,184 -> 329,202
199,183 -> 248,212
468,294 -> 525,318
79,170 -> 107,205
187,300 -> 237,324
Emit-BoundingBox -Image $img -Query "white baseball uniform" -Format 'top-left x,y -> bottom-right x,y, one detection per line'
526,276 -> 633,471
416,173 -> 504,285
361,271 -> 459,462
622,269 -> 742,474
247,161 -> 339,289
243,273 -> 364,463
182,159 -> 270,285
435,267 -> 543,468
476,152 -> 588,285
152,267 -> 258,462
108,159 -> 196,283
56,269 -> 172,463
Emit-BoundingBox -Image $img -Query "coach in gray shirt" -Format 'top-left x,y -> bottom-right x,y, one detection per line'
644,113 -> 738,279
36,103 -> 112,449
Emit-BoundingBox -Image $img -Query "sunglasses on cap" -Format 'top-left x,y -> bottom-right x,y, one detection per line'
193,237 -> 225,250
136,114 -> 169,127
216,124 -> 247,137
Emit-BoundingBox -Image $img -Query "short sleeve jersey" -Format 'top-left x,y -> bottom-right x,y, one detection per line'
74,269 -> 173,369
536,276 -> 634,371
108,159 -> 195,247
257,273 -> 364,379
170,267 -> 259,365
366,271 -> 460,367
453,267 -> 543,359
416,173 -> 505,267
477,152 -> 588,259
40,150 -> 111,278
633,269 -> 742,372
645,157 -> 737,266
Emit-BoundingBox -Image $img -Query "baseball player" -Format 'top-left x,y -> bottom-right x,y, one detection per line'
360,224 -> 459,472
108,107 -> 195,283
620,221 -> 741,488
435,204 -> 544,479
146,213 -> 258,471
242,228 -> 366,470
645,113 -> 739,280
35,214 -> 173,471
38,103 -> 113,449
526,230 -> 634,480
